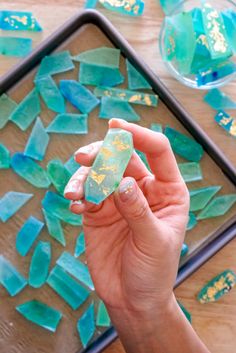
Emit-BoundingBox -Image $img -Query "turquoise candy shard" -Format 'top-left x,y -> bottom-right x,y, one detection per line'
59,80 -> 100,114
72,47 -> 120,68
47,265 -> 90,310
46,113 -> 88,134
204,89 -> 236,110
42,209 -> 66,247
35,76 -> 65,113
190,186 -> 221,212
96,301 -> 110,327
163,17 -> 177,62
0,143 -> 10,169
84,0 -> 98,8
196,60 -> 236,86
74,231 -> 86,258
29,241 -> 51,288
79,63 -> 125,87
178,162 -> 203,183
215,111 -> 236,138
150,123 -> 163,133
135,150 -> 151,171
16,216 -> 44,256
222,9 -> 236,53
0,11 -> 42,31
10,89 -> 41,131
98,0 -> 145,16
24,117 -> 49,161
16,300 -> 62,332
159,0 -> 183,15
0,255 -> 27,296
187,212 -> 197,231
64,155 -> 80,175
47,159 -> 71,195
0,94 -> 17,129
94,86 -> 158,106
36,51 -> 75,79
0,191 -> 33,222
197,194 -> 236,220
11,153 -> 51,188
0,37 -> 32,57
77,303 -> 95,348
42,191 -> 82,226
56,251 -> 94,290
181,243 -> 189,258
126,60 -> 151,90
178,301 -> 192,323
164,126 -> 204,162
197,270 -> 236,303
85,128 -> 133,205
99,97 -> 140,122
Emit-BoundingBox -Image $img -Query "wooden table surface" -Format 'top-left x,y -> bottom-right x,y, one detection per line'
0,1 -> 236,353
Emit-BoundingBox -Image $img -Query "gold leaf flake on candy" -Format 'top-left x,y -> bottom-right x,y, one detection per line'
206,9 -> 229,54
197,34 -> 209,49
129,94 -> 141,103
99,165 -> 117,172
11,15 -> 28,25
219,116 -> 233,126
102,187 -> 111,196
144,95 -> 152,106
100,147 -> 113,159
90,171 -> 106,185
229,120 -> 236,136
112,136 -> 130,151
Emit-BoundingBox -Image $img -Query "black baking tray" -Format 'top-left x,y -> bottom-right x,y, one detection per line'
0,10 -> 235,353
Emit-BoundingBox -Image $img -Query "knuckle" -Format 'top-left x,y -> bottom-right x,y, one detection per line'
129,201 -> 149,221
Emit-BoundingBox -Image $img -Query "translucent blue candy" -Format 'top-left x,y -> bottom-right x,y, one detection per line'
189,186 -> 221,212
0,94 -> 17,129
196,60 -> 236,87
35,76 -> 65,113
0,10 -> 42,31
0,37 -> 32,57
136,150 -> 151,171
29,241 -> 51,288
215,111 -> 236,138
126,60 -> 151,90
16,216 -> 44,256
72,47 -> 120,68
36,51 -> 75,79
0,255 -> 27,296
84,0 -> 98,8
46,113 -> 88,134
64,155 -> 80,176
159,0 -> 183,15
197,194 -> 236,220
178,162 -> 203,183
42,209 -> 66,247
99,97 -> 140,121
204,89 -> 236,110
0,143 -> 10,169
99,0 -> 145,16
24,117 -> 49,161
181,243 -> 189,257
77,303 -> 95,348
187,212 -> 197,231
0,191 -> 33,222
96,301 -> 110,327
74,231 -> 86,258
222,9 -> 236,53
47,159 -> 71,195
79,63 -> 125,87
150,123 -> 163,133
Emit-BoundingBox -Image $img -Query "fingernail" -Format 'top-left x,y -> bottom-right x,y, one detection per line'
75,145 -> 93,156
64,180 -> 79,195
71,200 -> 82,206
109,118 -> 127,125
119,179 -> 136,202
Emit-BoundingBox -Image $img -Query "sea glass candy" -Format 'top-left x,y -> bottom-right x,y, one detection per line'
47,265 -> 90,310
16,300 -> 62,332
10,89 -> 41,131
85,128 -> 133,205
98,0 -> 145,16
150,123 -> 163,133
11,153 -> 51,188
163,17 -> 178,62
64,155 -> 80,175
189,186 -> 221,212
47,159 -> 71,195
29,241 -> 51,288
77,303 -> 95,348
164,126 -> 204,162
42,209 -> 66,247
16,216 -> 44,256
0,94 -> 17,129
159,0 -> 183,15
46,113 -> 88,134
136,150 -> 151,171
222,9 -> 236,53
74,231 -> 86,258
0,255 -> 27,296
178,162 -> 203,183
72,47 -> 120,68
0,143 -> 10,169
36,51 -> 75,79
35,76 -> 65,113
215,111 -> 236,138
197,194 -> 236,220
196,60 -> 236,86
79,63 -> 125,87
178,301 -> 191,323
204,89 -> 236,110
0,37 -> 32,57
0,191 -> 33,222
126,60 -> 151,90
197,270 -> 236,303
96,301 -> 110,327
24,117 -> 49,161
181,243 -> 189,257
187,212 -> 197,231
0,10 -> 42,31
99,97 -> 140,122
84,0 -> 98,8
59,80 -> 100,114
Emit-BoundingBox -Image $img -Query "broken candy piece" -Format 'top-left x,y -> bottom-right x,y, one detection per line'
215,111 -> 236,138
178,301 -> 192,323
98,0 -> 145,16
47,159 -> 71,195
77,303 -> 95,348
0,94 -> 17,129
16,300 -> 62,332
197,194 -> 236,220
85,128 -> 133,205
84,0 -> 98,8
99,97 -> 140,122
74,231 -> 86,258
79,63 -> 125,87
196,60 -> 236,86
35,76 -> 65,113
42,209 -> 66,247
64,155 -> 80,176
197,270 -> 236,303
72,47 -> 120,68
46,113 -> 88,135
0,143 -> 10,169
0,10 -> 42,31
29,241 -> 51,288
96,301 -> 110,327
135,150 -> 151,171
0,36 -> 32,57
126,60 -> 151,90
189,186 -> 221,212
178,162 -> 203,183
36,51 -> 75,79
24,117 -> 49,161
150,123 -> 163,133
204,89 -> 236,110
181,243 -> 189,257
159,0 -> 183,15
0,255 -> 27,296
222,9 -> 236,54
187,212 -> 197,231
16,216 -> 44,256
0,191 -> 33,222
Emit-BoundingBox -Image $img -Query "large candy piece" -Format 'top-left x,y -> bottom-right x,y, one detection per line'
47,159 -> 71,195
0,94 -> 17,129
42,209 -> 66,247
215,110 -> 236,138
222,9 -> 236,53
0,36 -> 32,57
98,0 -> 145,16
72,47 -> 120,68
196,60 -> 236,86
29,241 -> 51,288
99,97 -> 140,122
36,51 -> 74,79
197,194 -> 236,220
189,186 -> 221,212
0,255 -> 27,296
0,191 -> 33,222
0,143 -> 10,169
16,216 -> 44,256
35,76 -> 65,113
126,60 -> 151,90
77,303 -> 95,348
46,114 -> 88,134
79,63 -> 124,87
0,10 -> 42,31
85,128 -> 133,205
96,301 -> 110,327
204,89 -> 236,110
24,117 -> 49,161
74,231 -> 86,258
178,162 -> 203,183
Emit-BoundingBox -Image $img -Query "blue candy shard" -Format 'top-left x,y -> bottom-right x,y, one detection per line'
222,9 -> 236,53
204,89 -> 236,110
215,111 -> 236,138
29,241 -> 51,288
84,0 -> 98,8
178,162 -> 203,183
197,194 -> 236,220
42,209 -> 66,247
99,0 -> 145,16
159,0 -> 183,15
181,243 -> 189,257
35,76 -> 65,113
0,191 -> 33,222
24,117 -> 49,161
150,123 -> 163,133
0,36 -> 32,57
79,63 -> 125,87
46,113 -> 88,134
0,255 -> 27,296
16,216 -> 44,256
0,143 -> 10,169
99,97 -> 140,121
189,186 -> 221,212
0,94 -> 17,129
47,159 -> 71,195
96,300 -> 111,327
10,89 -> 41,131
59,80 -> 100,114
72,47 -> 120,68
77,303 -> 95,348
187,212 -> 197,231
196,60 -> 236,87
74,231 -> 86,258
0,10 -> 42,31
64,155 -> 80,176
126,60 -> 151,90
36,51 -> 75,79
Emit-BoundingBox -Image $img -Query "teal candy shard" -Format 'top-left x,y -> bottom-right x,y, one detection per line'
24,117 -> 49,161
190,186 -> 221,212
178,301 -> 192,323
181,243 -> 189,257
150,123 -> 163,133
196,60 -> 236,86
99,97 -> 140,122
46,113 -> 88,135
94,86 -> 158,106
0,255 -> 27,296
222,9 -> 236,53
159,0 -> 183,15
136,150 -> 151,171
10,89 -> 41,131
126,60 -> 151,90
16,300 -> 62,332
35,76 -> 65,113
215,111 -> 236,138
47,265 -> 90,310
59,80 -> 100,114
0,94 -> 17,129
85,128 -> 133,205
164,126 -> 204,162
98,0 -> 145,16
36,51 -> 75,79
84,0 -> 98,8
74,231 -> 86,258
72,47 -> 120,68
79,63 -> 125,87
77,303 -> 95,348
204,89 -> 236,110
0,10 -> 42,31
0,143 -> 10,169
96,301 -> 110,327
42,209 -> 66,247
42,191 -> 82,226
16,216 -> 44,256
0,191 -> 33,222
56,251 -> 94,290
197,194 -> 236,220
0,37 -> 32,57
11,153 -> 51,189
64,155 -> 80,175
178,162 -> 203,183
47,159 -> 71,195
187,212 -> 197,231
29,241 -> 51,288
163,17 -> 177,62
197,270 -> 236,304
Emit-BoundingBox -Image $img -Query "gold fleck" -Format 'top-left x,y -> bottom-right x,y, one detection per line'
229,120 -> 236,136
100,147 -> 113,159
99,165 -> 117,172
112,135 -> 130,151
90,171 -> 106,185
144,95 -> 152,106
